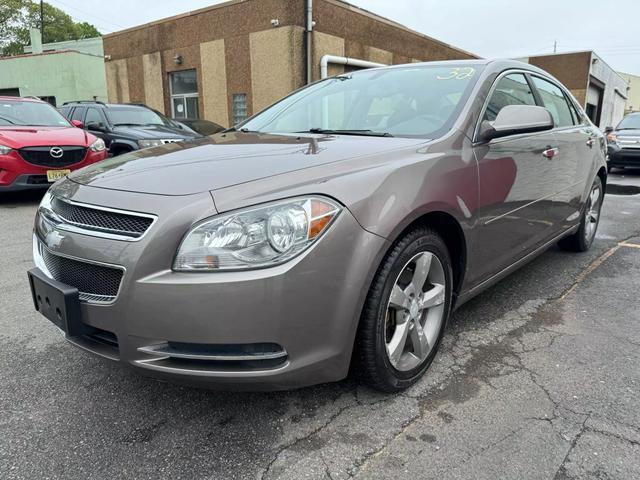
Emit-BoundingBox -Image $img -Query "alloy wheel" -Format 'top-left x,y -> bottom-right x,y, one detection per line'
385,251 -> 446,372
584,183 -> 602,243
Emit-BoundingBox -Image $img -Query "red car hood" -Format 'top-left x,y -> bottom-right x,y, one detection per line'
0,126 -> 93,148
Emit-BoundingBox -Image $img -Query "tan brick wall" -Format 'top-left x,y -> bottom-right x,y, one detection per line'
105,59 -> 129,103
250,26 -> 305,112
312,31 -> 346,80
142,52 -> 165,113
200,39 -> 229,126
366,46 -> 393,65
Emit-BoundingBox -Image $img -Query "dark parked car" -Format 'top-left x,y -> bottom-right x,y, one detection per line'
29,60 -> 606,392
59,101 -> 200,156
606,112 -> 640,171
173,118 -> 225,136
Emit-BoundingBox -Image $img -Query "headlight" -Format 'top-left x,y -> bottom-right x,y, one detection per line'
0,144 -> 12,155
89,138 -> 106,152
174,196 -> 342,271
138,139 -> 164,149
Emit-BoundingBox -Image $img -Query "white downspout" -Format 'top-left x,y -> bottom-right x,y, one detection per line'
305,0 -> 314,84
319,55 -> 386,79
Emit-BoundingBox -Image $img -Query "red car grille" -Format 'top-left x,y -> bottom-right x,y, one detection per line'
18,146 -> 87,167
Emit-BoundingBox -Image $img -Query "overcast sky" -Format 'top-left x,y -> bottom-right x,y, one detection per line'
48,0 -> 640,74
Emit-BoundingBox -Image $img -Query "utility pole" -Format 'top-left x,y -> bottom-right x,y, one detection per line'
40,0 -> 44,44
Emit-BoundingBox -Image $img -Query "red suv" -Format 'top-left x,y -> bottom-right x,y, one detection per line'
0,97 -> 108,192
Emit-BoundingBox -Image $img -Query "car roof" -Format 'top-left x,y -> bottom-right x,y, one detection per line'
0,96 -> 45,103
63,102 -> 150,109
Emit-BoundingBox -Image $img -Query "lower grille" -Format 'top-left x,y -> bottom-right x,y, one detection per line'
40,246 -> 124,303
19,146 -> 87,167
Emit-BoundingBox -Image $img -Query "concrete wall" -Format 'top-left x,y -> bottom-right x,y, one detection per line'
589,53 -> 628,128
619,72 -> 640,114
0,51 -> 108,105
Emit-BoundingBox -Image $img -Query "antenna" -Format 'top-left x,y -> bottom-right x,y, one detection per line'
553,40 -> 557,54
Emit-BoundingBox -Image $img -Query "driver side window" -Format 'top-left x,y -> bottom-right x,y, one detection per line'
484,73 -> 536,122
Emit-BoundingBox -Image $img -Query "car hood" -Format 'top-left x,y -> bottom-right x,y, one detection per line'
615,128 -> 640,137
0,126 -> 93,148
111,124 -> 200,140
68,132 -> 425,196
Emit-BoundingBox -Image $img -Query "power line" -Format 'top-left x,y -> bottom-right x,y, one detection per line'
46,0 -> 128,31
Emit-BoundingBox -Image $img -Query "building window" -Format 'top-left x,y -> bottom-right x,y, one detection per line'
170,70 -> 199,119
233,94 -> 248,125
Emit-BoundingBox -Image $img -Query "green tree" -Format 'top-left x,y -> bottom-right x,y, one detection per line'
0,0 -> 100,56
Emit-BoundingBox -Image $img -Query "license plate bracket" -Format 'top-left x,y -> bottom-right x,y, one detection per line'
28,268 -> 90,337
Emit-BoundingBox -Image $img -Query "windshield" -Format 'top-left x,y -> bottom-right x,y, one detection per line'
617,114 -> 640,130
0,100 -> 70,127
109,107 -> 171,127
241,64 -> 482,138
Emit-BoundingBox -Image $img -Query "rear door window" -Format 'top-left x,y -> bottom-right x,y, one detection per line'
531,76 -> 575,128
483,73 -> 536,122
70,106 -> 86,122
85,107 -> 104,126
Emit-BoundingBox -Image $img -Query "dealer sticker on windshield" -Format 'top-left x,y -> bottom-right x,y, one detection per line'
46,169 -> 71,182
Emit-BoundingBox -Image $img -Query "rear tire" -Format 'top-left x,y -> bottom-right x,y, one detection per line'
559,176 -> 603,252
354,227 -> 453,392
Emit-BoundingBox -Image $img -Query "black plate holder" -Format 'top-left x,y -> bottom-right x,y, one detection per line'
28,268 -> 91,337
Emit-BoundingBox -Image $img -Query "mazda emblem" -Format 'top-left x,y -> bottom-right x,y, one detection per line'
49,147 -> 64,159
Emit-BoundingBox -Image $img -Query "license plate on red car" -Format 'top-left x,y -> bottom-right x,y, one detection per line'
46,169 -> 71,182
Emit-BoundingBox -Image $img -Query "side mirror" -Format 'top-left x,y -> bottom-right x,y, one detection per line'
479,105 -> 554,142
86,122 -> 105,132
71,120 -> 83,128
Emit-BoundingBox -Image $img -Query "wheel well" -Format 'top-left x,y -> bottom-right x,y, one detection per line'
597,166 -> 607,188
110,145 -> 133,156
400,212 -> 467,300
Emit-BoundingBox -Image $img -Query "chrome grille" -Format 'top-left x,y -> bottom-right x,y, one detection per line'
19,146 -> 87,167
619,136 -> 640,149
40,247 -> 124,303
51,197 -> 154,239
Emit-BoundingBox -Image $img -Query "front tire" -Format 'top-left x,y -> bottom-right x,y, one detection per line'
559,176 -> 603,252
354,227 -> 453,392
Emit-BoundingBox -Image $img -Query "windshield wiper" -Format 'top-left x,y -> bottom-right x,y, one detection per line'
0,115 -> 17,125
300,128 -> 393,137
616,127 -> 640,131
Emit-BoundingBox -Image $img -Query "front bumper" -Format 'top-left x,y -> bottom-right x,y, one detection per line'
0,149 -> 107,191
608,144 -> 640,168
33,181 -> 387,390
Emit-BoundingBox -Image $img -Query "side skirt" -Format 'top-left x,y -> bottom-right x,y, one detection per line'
455,225 -> 579,308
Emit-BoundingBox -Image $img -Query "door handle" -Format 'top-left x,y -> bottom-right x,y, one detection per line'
586,138 -> 595,148
542,147 -> 559,159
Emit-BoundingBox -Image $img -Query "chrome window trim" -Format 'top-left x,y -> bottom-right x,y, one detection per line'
34,235 -> 126,305
49,195 -> 158,242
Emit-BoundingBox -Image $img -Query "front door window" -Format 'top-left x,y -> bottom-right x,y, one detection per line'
170,70 -> 199,119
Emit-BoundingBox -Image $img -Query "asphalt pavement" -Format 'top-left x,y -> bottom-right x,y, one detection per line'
1,170 -> 639,480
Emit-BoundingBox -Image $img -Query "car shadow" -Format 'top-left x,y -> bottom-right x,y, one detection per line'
0,188 -> 47,207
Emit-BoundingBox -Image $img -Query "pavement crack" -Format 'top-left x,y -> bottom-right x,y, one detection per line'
553,414 -> 591,480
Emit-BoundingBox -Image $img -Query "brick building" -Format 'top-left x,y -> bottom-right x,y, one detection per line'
102,0 -> 477,127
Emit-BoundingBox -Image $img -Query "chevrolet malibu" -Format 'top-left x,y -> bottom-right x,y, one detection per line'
29,60 -> 606,392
